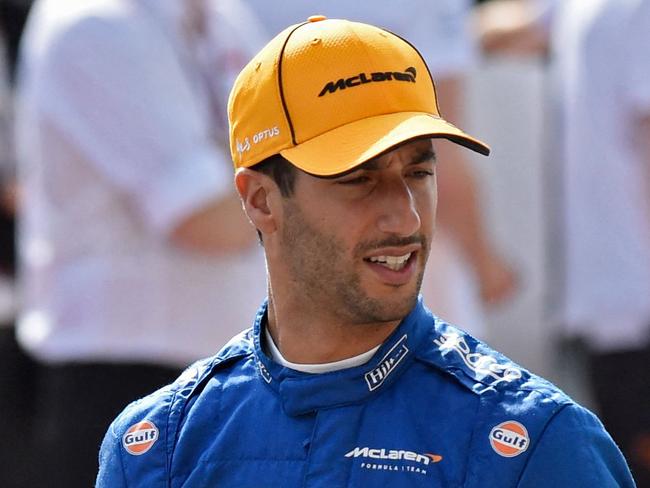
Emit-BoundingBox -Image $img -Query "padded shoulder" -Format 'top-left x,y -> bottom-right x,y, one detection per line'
413,318 -> 591,487
96,329 -> 254,487
418,318 -> 569,404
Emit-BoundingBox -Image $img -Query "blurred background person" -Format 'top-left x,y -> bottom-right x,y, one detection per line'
478,0 -> 650,484
0,37 -> 26,487
240,0 -> 517,339
15,0 -> 267,485
0,1 -> 35,486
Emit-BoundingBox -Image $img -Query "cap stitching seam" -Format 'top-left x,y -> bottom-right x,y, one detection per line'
277,22 -> 309,146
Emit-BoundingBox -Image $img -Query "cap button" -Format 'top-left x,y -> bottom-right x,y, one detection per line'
307,15 -> 327,23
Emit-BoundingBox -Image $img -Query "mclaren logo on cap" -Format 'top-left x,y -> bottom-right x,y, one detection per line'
318,67 -> 417,97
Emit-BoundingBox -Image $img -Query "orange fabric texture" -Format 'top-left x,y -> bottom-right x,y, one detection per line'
228,16 -> 490,175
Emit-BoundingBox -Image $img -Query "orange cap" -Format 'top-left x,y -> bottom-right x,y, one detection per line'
228,17 -> 490,176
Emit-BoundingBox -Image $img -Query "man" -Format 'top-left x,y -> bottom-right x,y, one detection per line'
15,0 -> 267,485
241,0 -> 517,340
97,16 -> 635,487
477,0 -> 650,483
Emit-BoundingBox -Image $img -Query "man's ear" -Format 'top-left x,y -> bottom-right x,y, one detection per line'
235,168 -> 278,236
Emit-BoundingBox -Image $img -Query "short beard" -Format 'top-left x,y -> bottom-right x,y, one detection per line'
280,200 -> 427,325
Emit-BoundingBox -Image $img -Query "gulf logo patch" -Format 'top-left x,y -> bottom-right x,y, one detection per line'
122,420 -> 159,456
489,421 -> 529,457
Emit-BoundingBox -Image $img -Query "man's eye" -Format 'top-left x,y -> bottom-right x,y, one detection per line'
409,169 -> 434,179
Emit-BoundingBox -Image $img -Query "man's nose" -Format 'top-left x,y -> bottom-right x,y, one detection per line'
376,179 -> 421,237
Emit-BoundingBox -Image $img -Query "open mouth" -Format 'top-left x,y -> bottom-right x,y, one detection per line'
364,252 -> 413,271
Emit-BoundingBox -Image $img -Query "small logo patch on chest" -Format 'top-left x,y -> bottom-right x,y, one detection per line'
122,420 -> 159,456
489,421 -> 529,457
345,446 -> 442,477
365,335 -> 409,391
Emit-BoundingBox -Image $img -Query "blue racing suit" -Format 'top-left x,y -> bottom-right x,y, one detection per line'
96,300 -> 636,487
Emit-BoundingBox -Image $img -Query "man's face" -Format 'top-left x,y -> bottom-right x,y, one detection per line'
277,138 -> 437,325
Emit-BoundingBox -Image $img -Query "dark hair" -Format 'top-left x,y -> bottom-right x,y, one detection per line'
249,154 -> 297,244
252,153 -> 297,197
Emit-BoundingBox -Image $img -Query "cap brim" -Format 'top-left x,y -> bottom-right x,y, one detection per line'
279,111 -> 490,176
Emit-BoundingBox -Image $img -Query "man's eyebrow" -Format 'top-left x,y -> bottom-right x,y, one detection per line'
357,148 -> 437,172
320,147 -> 437,179
410,149 -> 437,165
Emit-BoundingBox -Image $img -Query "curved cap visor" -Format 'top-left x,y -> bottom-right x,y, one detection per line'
279,112 -> 490,176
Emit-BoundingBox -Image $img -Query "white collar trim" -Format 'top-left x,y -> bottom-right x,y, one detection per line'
264,328 -> 380,374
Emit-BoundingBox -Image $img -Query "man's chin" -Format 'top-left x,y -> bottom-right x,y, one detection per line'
385,294 -> 419,318
342,270 -> 423,324
359,290 -> 420,324
376,280 -> 421,304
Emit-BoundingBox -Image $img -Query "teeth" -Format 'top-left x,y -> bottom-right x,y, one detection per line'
368,253 -> 412,271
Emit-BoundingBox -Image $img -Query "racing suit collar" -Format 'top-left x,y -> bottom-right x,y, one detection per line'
252,298 -> 432,416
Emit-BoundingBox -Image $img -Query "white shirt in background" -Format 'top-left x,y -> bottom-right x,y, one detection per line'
15,0 -> 268,365
551,0 -> 650,351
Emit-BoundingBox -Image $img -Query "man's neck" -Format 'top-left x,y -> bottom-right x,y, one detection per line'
265,298 -> 401,365
264,327 -> 381,373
